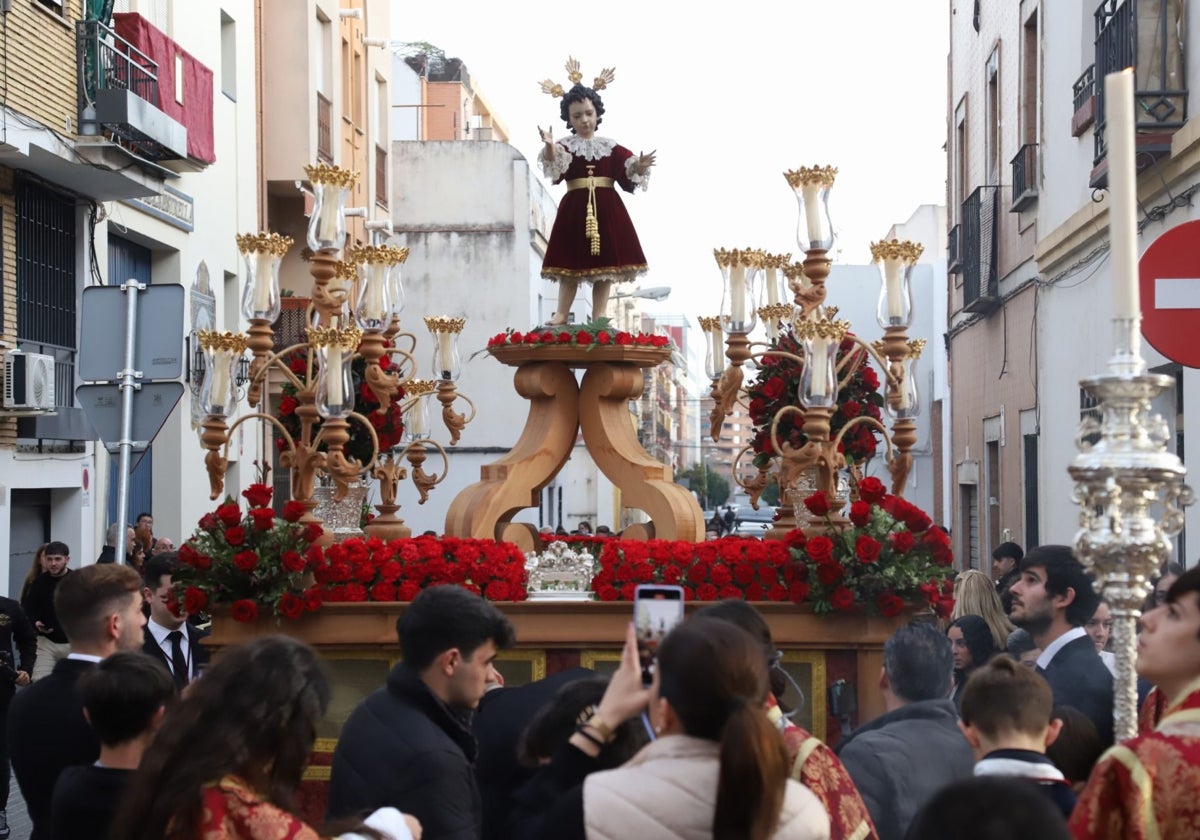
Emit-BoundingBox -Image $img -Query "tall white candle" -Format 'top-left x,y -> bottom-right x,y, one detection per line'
766,317 -> 779,341
252,253 -> 273,313
363,265 -> 387,325
326,343 -> 344,406
803,183 -> 824,246
765,267 -> 779,305
437,332 -> 454,377
1105,69 -> 1141,323
884,258 -> 904,319
316,185 -> 340,244
730,265 -> 746,324
810,338 -> 829,398
210,349 -> 230,410
710,328 -> 725,375
408,397 -> 427,436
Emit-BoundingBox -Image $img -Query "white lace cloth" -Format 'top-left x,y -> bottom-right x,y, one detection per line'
537,135 -> 650,191
337,806 -> 415,840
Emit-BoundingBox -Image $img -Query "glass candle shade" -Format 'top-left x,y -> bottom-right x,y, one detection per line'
405,393 -> 431,441
717,259 -> 759,335
762,254 -> 790,307
197,332 -> 247,417
886,355 -> 921,419
388,259 -> 406,318
800,334 -> 838,409
870,239 -> 923,329
312,328 -> 360,419
237,233 -> 291,322
699,317 -> 725,380
354,261 -> 394,332
786,167 -> 837,253
424,317 -> 466,382
304,165 -> 357,252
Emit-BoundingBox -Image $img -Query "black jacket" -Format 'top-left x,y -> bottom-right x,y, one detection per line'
835,699 -> 975,840
141,622 -> 210,685
1039,632 -> 1115,746
327,664 -> 482,840
0,596 -> 37,692
9,658 -> 100,840
22,573 -> 68,644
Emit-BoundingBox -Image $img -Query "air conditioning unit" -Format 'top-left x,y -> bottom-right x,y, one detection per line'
3,351 -> 55,410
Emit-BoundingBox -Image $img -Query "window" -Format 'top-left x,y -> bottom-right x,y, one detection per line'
316,12 -> 332,94
1023,432 -> 1039,548
34,0 -> 64,14
985,47 -> 1001,184
220,10 -> 237,101
953,97 -> 968,220
1020,11 -> 1038,146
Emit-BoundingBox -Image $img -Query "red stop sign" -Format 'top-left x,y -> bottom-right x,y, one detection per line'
1140,219 -> 1200,368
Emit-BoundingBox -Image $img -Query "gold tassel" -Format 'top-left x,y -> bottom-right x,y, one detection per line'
585,167 -> 600,255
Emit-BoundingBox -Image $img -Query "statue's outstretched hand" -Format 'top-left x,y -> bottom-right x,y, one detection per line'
539,126 -> 554,145
636,150 -> 657,174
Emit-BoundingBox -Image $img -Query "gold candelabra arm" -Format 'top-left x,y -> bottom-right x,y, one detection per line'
708,365 -> 744,442
200,416 -> 230,500
436,381 -> 475,446
245,318 -> 275,407
309,251 -> 350,324
358,331 -> 400,409
404,439 -> 450,505
731,444 -> 771,506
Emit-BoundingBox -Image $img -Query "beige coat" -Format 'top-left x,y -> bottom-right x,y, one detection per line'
583,734 -> 830,840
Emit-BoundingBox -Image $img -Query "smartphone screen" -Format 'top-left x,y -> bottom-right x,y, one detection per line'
634,584 -> 685,685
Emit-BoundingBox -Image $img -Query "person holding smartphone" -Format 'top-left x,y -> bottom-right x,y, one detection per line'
527,620 -> 830,840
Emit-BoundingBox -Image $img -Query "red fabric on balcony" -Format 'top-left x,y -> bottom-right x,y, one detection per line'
113,13 -> 215,163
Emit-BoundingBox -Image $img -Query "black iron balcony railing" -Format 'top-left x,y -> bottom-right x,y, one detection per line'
947,224 -> 962,274
1011,143 -> 1038,211
1073,64 -> 1097,135
1093,0 -> 1187,168
77,19 -> 158,108
317,92 -> 333,164
961,186 -> 1001,314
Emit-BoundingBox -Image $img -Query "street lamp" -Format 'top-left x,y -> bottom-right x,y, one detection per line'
612,286 -> 672,302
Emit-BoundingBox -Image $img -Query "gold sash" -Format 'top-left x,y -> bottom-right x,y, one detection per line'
566,168 -> 610,255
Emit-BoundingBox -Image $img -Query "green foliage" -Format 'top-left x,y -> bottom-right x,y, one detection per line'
678,463 -> 730,508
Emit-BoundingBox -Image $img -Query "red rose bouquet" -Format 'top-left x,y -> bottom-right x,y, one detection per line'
789,480 -> 955,616
486,318 -> 673,353
174,483 -> 328,622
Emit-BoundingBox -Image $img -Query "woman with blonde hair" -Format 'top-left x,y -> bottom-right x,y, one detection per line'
952,569 -> 1015,650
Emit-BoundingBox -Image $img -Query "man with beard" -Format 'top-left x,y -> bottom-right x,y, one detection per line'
8,564 -> 146,840
1008,545 -> 1114,745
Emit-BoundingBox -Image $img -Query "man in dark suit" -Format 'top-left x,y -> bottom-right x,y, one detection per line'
140,555 -> 209,687
7,564 -> 145,840
1009,544 -> 1115,745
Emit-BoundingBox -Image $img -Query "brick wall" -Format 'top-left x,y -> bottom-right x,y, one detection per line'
3,1 -> 80,136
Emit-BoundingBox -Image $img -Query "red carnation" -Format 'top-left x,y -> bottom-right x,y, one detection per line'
224,526 -> 247,547
816,562 -> 845,585
710,564 -> 733,587
249,508 -> 275,531
696,583 -> 719,601
803,492 -> 831,517
557,331 -> 572,344
576,330 -> 592,345
788,581 -> 811,603
523,332 -> 538,344
485,580 -> 512,601
830,585 -> 856,612
596,331 -> 612,345
278,592 -> 305,620
596,585 -> 620,602
540,332 -> 555,344
768,584 -> 790,601
370,582 -> 398,602
281,500 -> 306,523
651,335 -> 669,348
242,483 -> 273,508
806,535 -> 834,564
232,550 -> 258,572
230,599 -> 259,623
182,586 -> 208,614
615,332 -> 634,346
216,503 -> 242,527
857,476 -> 887,504
849,500 -> 872,527
279,395 -> 298,416
855,535 -> 883,564
303,588 -> 324,612
877,592 -> 905,617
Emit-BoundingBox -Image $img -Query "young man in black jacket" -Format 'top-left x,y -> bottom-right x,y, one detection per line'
327,585 -> 515,840
0,592 -> 36,839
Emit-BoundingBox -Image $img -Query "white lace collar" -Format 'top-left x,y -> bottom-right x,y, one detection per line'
560,135 -> 616,160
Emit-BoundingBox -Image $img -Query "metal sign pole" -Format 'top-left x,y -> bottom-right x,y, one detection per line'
114,280 -> 144,566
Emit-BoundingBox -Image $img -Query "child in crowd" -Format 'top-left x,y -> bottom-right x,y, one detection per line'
957,656 -> 1076,819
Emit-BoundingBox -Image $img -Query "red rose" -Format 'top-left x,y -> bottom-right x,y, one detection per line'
783,529 -> 807,551
230,599 -> 259,623
857,476 -> 887,504
288,354 -> 306,374
523,332 -> 538,344
193,554 -> 213,571
788,582 -> 811,603
540,331 -> 555,344
615,332 -> 634,346
761,377 -> 785,400
249,508 -> 275,531
509,332 -> 523,344
242,483 -> 273,508
860,366 -> 880,389
891,530 -> 916,553
302,523 -> 324,543
279,395 -> 298,416
557,331 -> 572,344
576,330 -> 592,345
849,500 -> 872,527
919,581 -> 941,603
225,526 -> 247,547
903,506 -> 933,533
935,596 -> 955,619
855,535 -> 883,564
596,331 -> 612,345
278,592 -> 305,620
877,593 -> 905,617
216,503 -> 242,527
806,535 -> 834,563
830,585 -> 856,612
652,335 -> 670,348
182,586 -> 208,614
768,584 -> 790,601
803,492 -> 831,517
303,588 -> 324,612
816,562 -> 845,585
842,400 -> 861,418
282,500 -> 307,523
281,551 -> 306,573
198,512 -> 219,531
232,550 -> 258,572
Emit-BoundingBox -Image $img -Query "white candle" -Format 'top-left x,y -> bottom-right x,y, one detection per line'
1105,69 -> 1141,323
437,332 -> 454,377
252,253 -> 273,313
898,366 -> 911,410
803,183 -> 824,246
766,317 -> 779,341
210,349 -> 230,410
326,343 -> 344,406
765,267 -> 779,305
316,185 -> 341,244
884,258 -> 904,319
810,338 -> 829,398
710,328 -> 725,375
408,398 -> 427,436
362,265 -> 387,326
730,265 -> 746,324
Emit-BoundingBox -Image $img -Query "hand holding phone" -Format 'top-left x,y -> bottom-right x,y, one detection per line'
634,584 -> 685,685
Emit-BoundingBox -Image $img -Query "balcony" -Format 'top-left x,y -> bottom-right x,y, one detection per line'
317,93 -> 333,164
961,186 -> 1001,314
947,224 -> 962,274
1090,0 -> 1187,187
76,19 -> 187,161
1010,143 -> 1039,212
1072,64 -> 1096,136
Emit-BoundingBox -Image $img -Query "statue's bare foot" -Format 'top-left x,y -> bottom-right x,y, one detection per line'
545,312 -> 568,327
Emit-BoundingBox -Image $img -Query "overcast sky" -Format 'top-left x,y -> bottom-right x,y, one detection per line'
388,0 -> 950,321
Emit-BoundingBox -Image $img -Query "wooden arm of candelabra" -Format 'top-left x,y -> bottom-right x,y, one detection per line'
309,250 -> 351,324
436,381 -> 475,446
311,410 -> 380,498
731,444 -> 772,510
708,333 -> 753,442
403,438 -> 450,505
358,331 -> 401,410
200,412 -> 299,501
830,414 -> 915,496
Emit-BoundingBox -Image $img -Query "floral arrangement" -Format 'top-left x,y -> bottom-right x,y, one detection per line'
486,318 -> 672,352
315,535 -> 529,603
174,484 -> 328,622
747,327 -> 884,468
276,346 -> 406,466
786,477 -> 955,616
590,538 -> 801,602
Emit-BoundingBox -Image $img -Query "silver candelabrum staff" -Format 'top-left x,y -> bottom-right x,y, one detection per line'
1069,69 -> 1194,743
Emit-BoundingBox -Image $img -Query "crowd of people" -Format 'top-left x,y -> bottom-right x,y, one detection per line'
0,530 -> 1194,839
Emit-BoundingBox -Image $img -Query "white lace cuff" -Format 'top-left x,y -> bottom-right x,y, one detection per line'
539,144 -> 572,181
626,155 -> 651,191
336,807 -> 414,840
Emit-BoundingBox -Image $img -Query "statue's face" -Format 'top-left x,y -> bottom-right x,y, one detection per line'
568,98 -> 597,139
